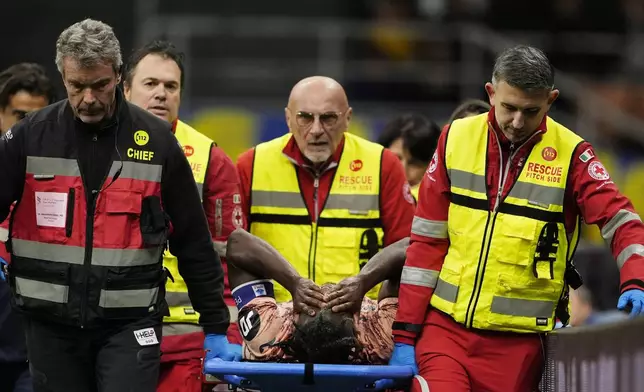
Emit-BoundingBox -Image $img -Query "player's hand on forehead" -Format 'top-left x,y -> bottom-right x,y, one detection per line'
326,276 -> 367,314
291,277 -> 326,317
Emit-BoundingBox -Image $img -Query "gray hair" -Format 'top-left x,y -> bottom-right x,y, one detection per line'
55,19 -> 122,74
491,45 -> 554,91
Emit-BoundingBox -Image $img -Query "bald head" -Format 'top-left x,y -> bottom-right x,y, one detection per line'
285,76 -> 352,166
287,76 -> 349,109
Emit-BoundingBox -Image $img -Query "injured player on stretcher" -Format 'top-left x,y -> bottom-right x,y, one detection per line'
226,229 -> 408,365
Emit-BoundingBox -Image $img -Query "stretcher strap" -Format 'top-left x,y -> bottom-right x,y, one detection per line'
303,363 -> 314,385
414,375 -> 430,392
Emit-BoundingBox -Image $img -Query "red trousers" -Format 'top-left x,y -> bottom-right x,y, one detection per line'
413,310 -> 543,392
158,357 -> 203,392
157,324 -> 242,392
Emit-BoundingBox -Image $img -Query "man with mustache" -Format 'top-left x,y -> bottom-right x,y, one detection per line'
0,19 -> 238,392
389,45 -> 644,392
123,40 -> 244,392
0,62 -> 55,392
236,76 -> 415,314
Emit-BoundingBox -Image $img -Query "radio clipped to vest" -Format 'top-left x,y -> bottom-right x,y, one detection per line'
557,253 -> 584,326
140,196 -> 169,247
535,222 -> 584,326
533,222 -> 559,280
359,229 -> 381,270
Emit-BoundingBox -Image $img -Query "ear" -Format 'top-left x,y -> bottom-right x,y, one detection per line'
123,82 -> 131,100
345,107 -> 353,127
484,82 -> 495,107
285,107 -> 294,133
547,89 -> 559,106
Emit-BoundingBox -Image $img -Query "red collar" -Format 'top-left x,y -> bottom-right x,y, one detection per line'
171,119 -> 178,134
282,134 -> 345,170
487,107 -> 548,146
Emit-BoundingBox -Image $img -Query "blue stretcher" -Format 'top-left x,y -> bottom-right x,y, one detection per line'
204,360 -> 414,392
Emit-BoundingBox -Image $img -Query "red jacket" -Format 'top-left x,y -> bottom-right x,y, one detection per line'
394,109 -> 644,345
0,208 -> 10,263
161,121 -> 247,359
237,134 -> 415,247
201,144 -> 247,314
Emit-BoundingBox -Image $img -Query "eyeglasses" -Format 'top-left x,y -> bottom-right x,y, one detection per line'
295,111 -> 344,128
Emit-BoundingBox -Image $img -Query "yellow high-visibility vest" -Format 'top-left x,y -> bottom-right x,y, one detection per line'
410,184 -> 420,203
163,120 -> 235,328
250,133 -> 385,302
430,113 -> 582,333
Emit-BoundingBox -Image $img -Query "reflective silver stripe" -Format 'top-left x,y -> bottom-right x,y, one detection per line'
411,217 -> 448,239
11,239 -> 162,267
401,266 -> 439,288
413,376 -> 431,392
449,169 -> 487,194
99,287 -> 159,308
163,323 -> 203,336
27,156 -> 79,177
251,190 -> 305,209
162,306 -> 239,335
15,277 -> 68,303
433,278 -> 459,303
12,239 -> 85,265
166,291 -> 192,307
213,240 -> 227,257
508,181 -> 565,208
165,291 -> 239,322
26,157 -> 162,183
450,168 -> 565,208
616,244 -> 644,270
490,296 -> 555,318
93,247 -> 163,267
251,190 -> 379,212
109,161 -> 162,182
196,182 -> 204,198
602,209 -> 642,245
0,227 -> 8,242
325,194 -> 379,211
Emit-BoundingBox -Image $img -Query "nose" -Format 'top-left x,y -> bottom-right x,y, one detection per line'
153,83 -> 167,100
309,116 -> 324,136
83,88 -> 97,104
512,112 -> 525,130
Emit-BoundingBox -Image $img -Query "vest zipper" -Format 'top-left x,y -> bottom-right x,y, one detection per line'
464,130 -> 541,328
313,177 -> 320,221
309,176 -> 320,282
79,132 -> 114,328
79,133 -> 98,328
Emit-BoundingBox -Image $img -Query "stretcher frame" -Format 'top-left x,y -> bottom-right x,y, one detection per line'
204,360 -> 414,392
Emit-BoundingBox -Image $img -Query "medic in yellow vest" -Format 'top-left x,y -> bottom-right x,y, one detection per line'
390,46 -> 644,392
236,76 -> 415,307
124,40 -> 244,392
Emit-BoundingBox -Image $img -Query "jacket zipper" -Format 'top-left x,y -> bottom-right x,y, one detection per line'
79,133 -> 98,328
308,176 -> 320,282
79,132 -> 114,328
464,129 -> 541,327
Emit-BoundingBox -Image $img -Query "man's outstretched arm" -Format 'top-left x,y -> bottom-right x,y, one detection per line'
327,237 -> 410,313
357,237 -> 409,290
227,229 -> 302,290
227,229 -> 325,315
